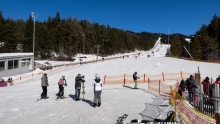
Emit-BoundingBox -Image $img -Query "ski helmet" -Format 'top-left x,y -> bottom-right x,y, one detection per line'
95,74 -> 100,79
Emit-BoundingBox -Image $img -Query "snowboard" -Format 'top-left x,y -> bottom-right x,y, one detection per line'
82,82 -> 85,100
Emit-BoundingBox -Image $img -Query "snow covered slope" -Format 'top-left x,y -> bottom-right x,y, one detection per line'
1,55 -> 220,124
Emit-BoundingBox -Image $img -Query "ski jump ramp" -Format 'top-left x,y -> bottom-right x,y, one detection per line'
142,37 -> 170,57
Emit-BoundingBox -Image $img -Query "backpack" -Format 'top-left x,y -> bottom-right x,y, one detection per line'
58,79 -> 64,85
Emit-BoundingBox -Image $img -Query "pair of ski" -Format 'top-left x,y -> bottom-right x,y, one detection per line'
116,114 -> 128,124
34,97 -> 49,102
74,98 -> 83,101
34,97 -> 68,102
55,96 -> 69,101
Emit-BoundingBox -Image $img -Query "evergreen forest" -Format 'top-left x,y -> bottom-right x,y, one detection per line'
0,11 -> 219,61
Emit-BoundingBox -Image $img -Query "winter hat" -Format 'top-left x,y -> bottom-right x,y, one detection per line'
62,75 -> 65,79
205,77 -> 209,80
135,72 -> 137,74
190,75 -> 194,78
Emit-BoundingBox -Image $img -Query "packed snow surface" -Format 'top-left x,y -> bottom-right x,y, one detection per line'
1,56 -> 220,124
1,37 -> 220,124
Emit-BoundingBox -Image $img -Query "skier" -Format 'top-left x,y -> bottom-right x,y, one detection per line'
92,74 -> 103,108
133,72 -> 140,89
74,73 -> 84,101
41,72 -> 49,99
185,75 -> 195,103
57,75 -> 67,99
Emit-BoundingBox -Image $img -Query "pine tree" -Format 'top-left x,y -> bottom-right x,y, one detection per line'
170,35 -> 182,57
191,35 -> 202,60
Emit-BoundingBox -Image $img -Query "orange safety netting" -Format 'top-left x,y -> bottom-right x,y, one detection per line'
170,87 -> 215,124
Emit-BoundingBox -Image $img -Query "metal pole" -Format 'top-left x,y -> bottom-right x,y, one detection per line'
31,12 -> 37,71
168,30 -> 169,56
33,16 -> 35,71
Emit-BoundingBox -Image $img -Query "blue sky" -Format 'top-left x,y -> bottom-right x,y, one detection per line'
0,0 -> 219,36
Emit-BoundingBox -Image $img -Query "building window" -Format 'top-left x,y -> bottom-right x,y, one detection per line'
8,60 -> 19,69
27,58 -> 31,66
14,60 -> 19,68
0,61 -> 5,71
21,59 -> 27,67
8,60 -> 13,69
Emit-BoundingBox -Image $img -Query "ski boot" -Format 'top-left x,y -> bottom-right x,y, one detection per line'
92,103 -> 96,108
44,96 -> 49,99
98,103 -> 101,107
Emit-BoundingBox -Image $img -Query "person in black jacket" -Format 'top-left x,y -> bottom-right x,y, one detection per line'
185,75 -> 195,103
178,80 -> 185,99
133,72 -> 140,89
75,74 -> 84,101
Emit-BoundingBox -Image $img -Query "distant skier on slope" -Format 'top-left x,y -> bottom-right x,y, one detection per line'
57,75 -> 67,99
92,74 -> 103,108
133,72 -> 140,89
41,72 -> 49,99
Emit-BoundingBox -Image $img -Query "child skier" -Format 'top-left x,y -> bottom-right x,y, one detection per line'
192,85 -> 199,106
57,75 -> 67,99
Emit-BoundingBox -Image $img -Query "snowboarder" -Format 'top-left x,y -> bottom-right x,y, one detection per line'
186,75 -> 195,103
41,72 -> 49,99
133,72 -> 140,89
92,74 -> 103,108
75,73 -> 84,101
57,75 -> 67,99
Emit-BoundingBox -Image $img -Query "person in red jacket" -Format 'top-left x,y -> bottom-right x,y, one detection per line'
215,76 -> 220,84
201,77 -> 210,95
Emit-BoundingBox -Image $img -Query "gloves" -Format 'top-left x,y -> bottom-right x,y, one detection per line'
65,84 -> 67,87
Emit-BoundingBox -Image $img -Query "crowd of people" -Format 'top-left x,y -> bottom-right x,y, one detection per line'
178,74 -> 220,106
40,72 -> 103,108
